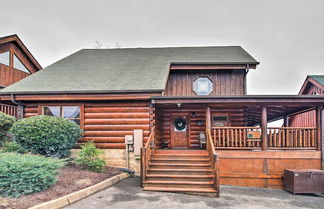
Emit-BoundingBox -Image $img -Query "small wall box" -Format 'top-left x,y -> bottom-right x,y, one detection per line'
284,169 -> 324,194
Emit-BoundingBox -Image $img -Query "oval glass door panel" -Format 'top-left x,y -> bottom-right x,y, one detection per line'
174,117 -> 187,132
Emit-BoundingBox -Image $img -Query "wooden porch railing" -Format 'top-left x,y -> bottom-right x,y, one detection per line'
0,103 -> 18,118
141,127 -> 155,186
211,127 -> 318,150
206,129 -> 220,197
268,127 -> 317,150
212,127 -> 262,149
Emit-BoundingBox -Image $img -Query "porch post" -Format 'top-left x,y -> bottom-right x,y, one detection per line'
206,106 -> 211,130
206,106 -> 211,148
261,106 -> 268,151
283,115 -> 289,127
316,106 -> 322,151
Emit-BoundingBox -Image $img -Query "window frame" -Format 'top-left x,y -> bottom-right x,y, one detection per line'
39,103 -> 84,129
193,76 -> 214,96
0,51 -> 10,67
13,53 -> 31,74
211,113 -> 230,127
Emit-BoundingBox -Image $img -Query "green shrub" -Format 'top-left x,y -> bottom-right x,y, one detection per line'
75,141 -> 106,173
0,112 -> 16,144
11,115 -> 82,158
0,153 -> 65,197
1,141 -> 28,154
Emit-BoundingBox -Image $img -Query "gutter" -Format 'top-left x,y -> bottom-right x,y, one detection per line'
0,89 -> 164,95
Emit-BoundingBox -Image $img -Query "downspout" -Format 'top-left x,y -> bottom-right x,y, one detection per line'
244,64 -> 250,95
10,94 -> 24,119
321,106 -> 324,170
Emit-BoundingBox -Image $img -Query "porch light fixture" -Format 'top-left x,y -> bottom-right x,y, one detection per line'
177,103 -> 182,108
191,112 -> 196,118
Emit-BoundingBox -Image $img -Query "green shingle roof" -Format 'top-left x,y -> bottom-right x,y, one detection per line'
309,75 -> 324,86
0,46 -> 258,94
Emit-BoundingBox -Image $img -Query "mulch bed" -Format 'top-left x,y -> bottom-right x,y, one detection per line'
0,164 -> 122,209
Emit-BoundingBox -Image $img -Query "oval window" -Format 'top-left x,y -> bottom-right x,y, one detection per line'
174,117 -> 187,132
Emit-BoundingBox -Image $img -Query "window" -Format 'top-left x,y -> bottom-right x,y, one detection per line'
212,115 -> 229,127
193,77 -> 213,95
43,106 -> 80,125
14,54 -> 30,73
0,51 -> 10,66
173,117 -> 187,132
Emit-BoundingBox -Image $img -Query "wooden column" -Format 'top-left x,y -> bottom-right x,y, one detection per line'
206,106 -> 211,148
261,106 -> 268,151
283,115 -> 289,127
316,106 -> 322,151
206,106 -> 211,130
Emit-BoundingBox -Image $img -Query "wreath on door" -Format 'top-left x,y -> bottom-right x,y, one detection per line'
174,117 -> 186,131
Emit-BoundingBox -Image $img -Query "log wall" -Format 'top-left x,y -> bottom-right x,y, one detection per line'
23,101 -> 151,149
164,69 -> 246,96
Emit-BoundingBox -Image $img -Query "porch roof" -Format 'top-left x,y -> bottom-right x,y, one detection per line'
152,95 -> 324,126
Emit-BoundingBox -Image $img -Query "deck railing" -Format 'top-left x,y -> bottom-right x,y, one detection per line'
211,127 -> 317,150
141,127 -> 155,186
212,127 -> 262,149
206,129 -> 220,197
0,103 -> 18,118
268,127 -> 317,150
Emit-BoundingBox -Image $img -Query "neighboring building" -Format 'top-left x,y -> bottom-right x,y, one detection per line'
0,34 -> 42,116
289,75 -> 324,127
0,46 -> 323,196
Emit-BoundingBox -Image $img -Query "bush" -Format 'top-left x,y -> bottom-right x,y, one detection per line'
0,153 -> 65,197
11,115 -> 82,158
1,141 -> 28,154
0,112 -> 16,144
75,141 -> 106,173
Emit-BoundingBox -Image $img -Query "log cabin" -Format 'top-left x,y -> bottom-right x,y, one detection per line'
0,34 -> 42,117
0,46 -> 323,196
289,75 -> 324,127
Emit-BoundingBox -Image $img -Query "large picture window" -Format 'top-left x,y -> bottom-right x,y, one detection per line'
14,54 -> 30,73
0,51 -> 10,66
43,106 -> 80,125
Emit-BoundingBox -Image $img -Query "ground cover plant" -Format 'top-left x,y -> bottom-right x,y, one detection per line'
0,153 -> 65,198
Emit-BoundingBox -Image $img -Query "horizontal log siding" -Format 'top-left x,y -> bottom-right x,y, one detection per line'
82,102 -> 151,149
164,69 -> 245,96
23,101 -> 151,149
155,105 -> 245,149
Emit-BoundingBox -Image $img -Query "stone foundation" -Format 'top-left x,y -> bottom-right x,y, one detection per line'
72,149 -> 141,175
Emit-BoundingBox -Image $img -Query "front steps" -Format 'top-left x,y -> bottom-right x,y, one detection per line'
142,149 -> 218,196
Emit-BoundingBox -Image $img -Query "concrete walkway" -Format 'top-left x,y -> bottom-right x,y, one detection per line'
64,177 -> 324,209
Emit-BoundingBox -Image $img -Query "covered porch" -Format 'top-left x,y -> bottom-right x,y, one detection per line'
141,95 -> 323,192
151,95 -> 323,151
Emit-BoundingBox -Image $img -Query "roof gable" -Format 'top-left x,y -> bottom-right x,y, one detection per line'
0,46 -> 258,94
0,34 -> 42,71
299,75 -> 324,94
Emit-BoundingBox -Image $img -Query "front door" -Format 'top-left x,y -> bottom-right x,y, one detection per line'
171,115 -> 189,148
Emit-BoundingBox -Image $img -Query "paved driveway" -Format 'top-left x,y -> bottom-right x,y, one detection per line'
64,177 -> 324,209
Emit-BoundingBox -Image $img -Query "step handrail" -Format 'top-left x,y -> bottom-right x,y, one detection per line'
207,128 -> 220,197
141,126 -> 155,186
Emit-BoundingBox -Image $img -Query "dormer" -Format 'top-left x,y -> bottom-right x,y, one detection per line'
0,34 -> 42,89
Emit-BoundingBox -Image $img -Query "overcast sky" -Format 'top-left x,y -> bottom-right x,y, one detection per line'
1,0 -> 323,94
